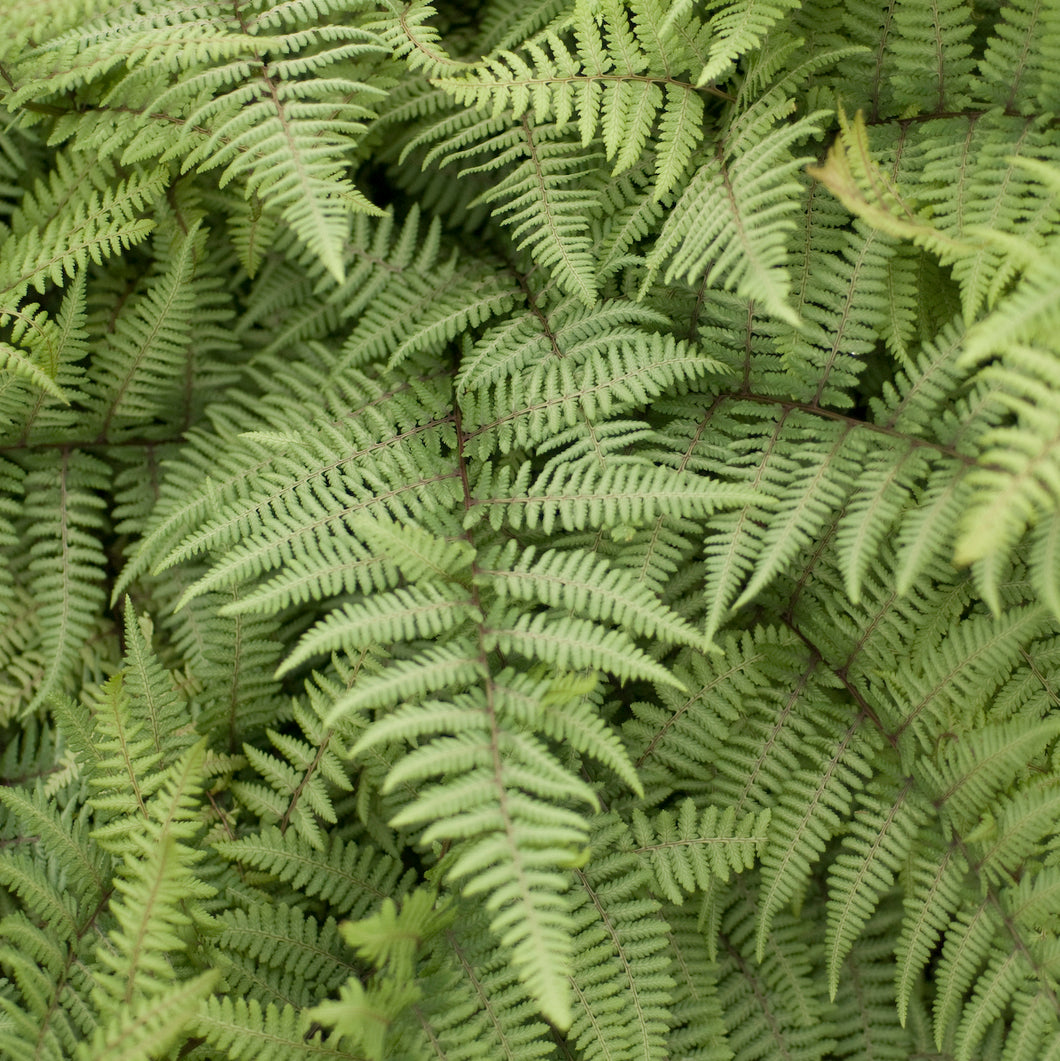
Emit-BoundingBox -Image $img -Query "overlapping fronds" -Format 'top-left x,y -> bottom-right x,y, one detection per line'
2,1 -> 1060,1059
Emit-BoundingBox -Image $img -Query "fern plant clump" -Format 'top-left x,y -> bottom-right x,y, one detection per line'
2,1 -> 1060,1058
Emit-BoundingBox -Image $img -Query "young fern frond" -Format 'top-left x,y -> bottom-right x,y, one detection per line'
229,699 -> 354,851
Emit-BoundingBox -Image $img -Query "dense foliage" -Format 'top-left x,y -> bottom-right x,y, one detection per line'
2,1 -> 1060,1058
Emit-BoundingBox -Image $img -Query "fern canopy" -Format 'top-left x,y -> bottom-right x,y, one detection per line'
2,1 -> 1060,1059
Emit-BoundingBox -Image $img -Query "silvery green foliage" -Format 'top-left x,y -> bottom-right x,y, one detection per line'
1,1 -> 1060,1059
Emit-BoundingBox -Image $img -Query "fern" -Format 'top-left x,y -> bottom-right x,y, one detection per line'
4,1 -> 1060,1059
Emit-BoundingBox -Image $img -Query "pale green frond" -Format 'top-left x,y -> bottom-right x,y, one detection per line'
483,610 -> 684,688
325,645 -> 486,722
278,585 -> 478,677
754,723 -> 878,960
214,899 -> 359,1007
20,450 -> 110,714
0,167 -> 164,302
976,0 -> 1060,113
74,970 -> 219,1061
887,0 -> 976,114
565,815 -> 675,1061
479,458 -> 753,533
644,102 -> 828,323
196,996 -> 359,1061
825,772 -> 929,999
716,881 -> 836,1060
214,826 -> 415,919
696,0 -> 802,85
631,800 -> 769,904
478,541 -> 708,649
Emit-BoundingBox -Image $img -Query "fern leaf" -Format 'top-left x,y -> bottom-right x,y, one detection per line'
644,98 -> 827,323
279,585 -> 478,677
566,815 -> 675,1061
479,542 -> 707,649
697,0 -> 801,85
825,773 -> 928,999
631,800 -> 769,904
21,450 -> 110,714
324,645 -> 486,721
215,826 -> 414,919
755,722 -> 877,961
888,0 -> 976,114
977,0 -> 1060,113
74,971 -> 219,1061
483,610 -> 684,688
0,168 -> 163,302
197,997 -> 356,1061
482,459 -> 752,533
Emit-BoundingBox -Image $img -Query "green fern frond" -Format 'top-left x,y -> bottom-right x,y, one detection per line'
0,167 -> 163,303
887,0 -> 976,114
279,584 -> 479,677
230,701 -> 353,850
716,880 -> 836,1060
643,97 -> 828,323
3,3 -> 1060,1058
976,0 -> 1060,113
213,899 -> 358,1008
694,0 -> 801,86
479,541 -> 708,649
215,825 -> 414,919
61,741 -> 221,1060
19,449 -> 110,715
631,800 -> 769,904
829,902 -> 912,1060
825,771 -> 929,999
914,112 -> 1060,323
75,971 -> 219,1061
755,720 -> 879,960
196,996 -> 359,1061
479,458 -> 752,532
432,17 -> 711,198
564,815 -> 675,1061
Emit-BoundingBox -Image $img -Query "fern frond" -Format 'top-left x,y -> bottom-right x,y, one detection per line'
624,629 -> 804,800
91,743 -> 215,1010
830,901 -> 913,1061
0,274 -> 90,440
480,458 -> 751,532
214,899 -> 357,1008
479,541 -> 707,649
564,815 -> 675,1061
0,786 -> 108,909
230,701 -> 353,850
279,584 -> 478,677
977,0 -> 1060,113
643,93 -> 827,323
631,800 -> 769,904
755,720 -> 879,960
913,112 -> 1060,322
716,880 -> 836,1060
0,167 -> 163,303
75,970 -> 219,1061
696,0 -> 802,86
887,0 -> 976,114
19,449 -> 110,714
215,825 -> 414,919
825,771 -> 929,999
196,996 -> 358,1061
433,22 -> 711,198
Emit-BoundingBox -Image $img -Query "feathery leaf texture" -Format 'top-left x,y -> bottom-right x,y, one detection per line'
2,1 -> 1060,1059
